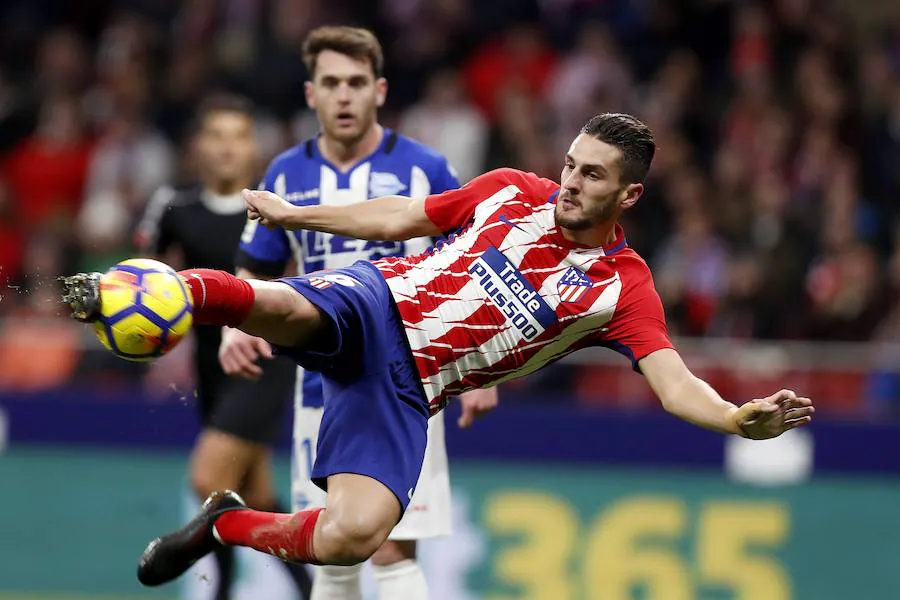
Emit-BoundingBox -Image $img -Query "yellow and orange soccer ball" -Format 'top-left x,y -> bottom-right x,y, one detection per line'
93,258 -> 193,361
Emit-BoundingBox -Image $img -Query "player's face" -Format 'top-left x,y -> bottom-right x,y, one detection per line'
556,134 -> 643,230
196,111 -> 258,186
305,50 -> 386,145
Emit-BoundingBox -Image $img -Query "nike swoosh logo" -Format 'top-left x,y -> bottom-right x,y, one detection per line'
498,215 -> 524,231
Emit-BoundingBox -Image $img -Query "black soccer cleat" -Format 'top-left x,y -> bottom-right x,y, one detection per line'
137,490 -> 247,587
59,272 -> 103,322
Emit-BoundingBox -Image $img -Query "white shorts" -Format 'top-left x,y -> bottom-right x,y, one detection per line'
291,405 -> 453,540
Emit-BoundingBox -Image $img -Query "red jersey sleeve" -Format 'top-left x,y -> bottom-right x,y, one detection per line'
424,168 -> 559,234
596,257 -> 674,372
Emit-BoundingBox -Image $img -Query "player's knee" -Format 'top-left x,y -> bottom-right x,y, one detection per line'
370,539 -> 416,566
319,511 -> 391,565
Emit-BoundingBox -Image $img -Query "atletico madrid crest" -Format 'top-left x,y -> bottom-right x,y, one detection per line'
557,267 -> 592,302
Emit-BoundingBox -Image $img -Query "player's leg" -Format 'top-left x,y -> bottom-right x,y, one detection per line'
294,404 -> 364,600
313,473 -> 402,563
59,268 -> 327,350
180,269 -> 328,349
188,429 -> 256,600
189,360 -> 276,588
238,447 -> 276,513
310,565 -> 362,600
190,344 -> 245,600
136,262 -> 429,585
190,430 -> 261,502
371,541 -> 428,600
241,447 -> 314,597
138,472 -> 400,582
203,355 -> 292,511
138,364 -> 424,584
139,369 -> 425,583
211,355 -> 314,597
369,413 -> 452,600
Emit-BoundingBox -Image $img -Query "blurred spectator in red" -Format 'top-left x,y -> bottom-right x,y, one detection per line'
806,240 -> 888,341
2,94 -> 93,231
805,158 -> 887,341
653,200 -> 729,336
731,3 -> 772,79
463,22 -> 558,122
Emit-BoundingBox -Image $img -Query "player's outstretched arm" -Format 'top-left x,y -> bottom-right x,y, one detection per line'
639,348 -> 814,439
242,189 -> 441,241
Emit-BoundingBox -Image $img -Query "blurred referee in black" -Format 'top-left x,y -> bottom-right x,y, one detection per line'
136,93 -> 311,599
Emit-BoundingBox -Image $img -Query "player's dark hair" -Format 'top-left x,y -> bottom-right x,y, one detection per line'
192,92 -> 255,133
581,113 -> 655,184
302,26 -> 384,79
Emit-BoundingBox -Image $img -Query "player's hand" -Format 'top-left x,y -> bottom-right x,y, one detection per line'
458,387 -> 499,428
733,389 -> 814,440
218,326 -> 274,380
243,189 -> 295,229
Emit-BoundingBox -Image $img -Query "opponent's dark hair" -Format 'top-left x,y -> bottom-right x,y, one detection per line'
302,26 -> 384,78
581,113 -> 655,183
192,92 -> 255,133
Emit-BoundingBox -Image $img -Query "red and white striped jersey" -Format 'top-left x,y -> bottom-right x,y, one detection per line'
372,168 -> 672,413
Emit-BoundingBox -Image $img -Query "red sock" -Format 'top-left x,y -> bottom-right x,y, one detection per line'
212,508 -> 323,565
178,269 -> 255,327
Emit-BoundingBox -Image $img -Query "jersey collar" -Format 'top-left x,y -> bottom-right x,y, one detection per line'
200,189 -> 246,215
309,127 -> 395,174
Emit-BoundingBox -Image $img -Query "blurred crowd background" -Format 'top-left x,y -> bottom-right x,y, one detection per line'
1,0 -> 899,416
2,3 -> 900,599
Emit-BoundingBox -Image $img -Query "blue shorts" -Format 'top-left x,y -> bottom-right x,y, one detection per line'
276,261 -> 429,512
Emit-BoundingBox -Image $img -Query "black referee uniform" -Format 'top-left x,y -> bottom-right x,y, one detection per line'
137,184 -> 295,443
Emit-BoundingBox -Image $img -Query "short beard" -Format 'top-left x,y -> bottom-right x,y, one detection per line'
554,199 -> 618,230
554,209 -> 594,230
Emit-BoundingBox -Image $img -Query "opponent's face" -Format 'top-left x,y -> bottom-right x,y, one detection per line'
305,50 -> 386,145
196,111 -> 258,186
556,134 -> 643,230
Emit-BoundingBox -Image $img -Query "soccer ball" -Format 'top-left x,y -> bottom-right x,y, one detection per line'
93,258 -> 193,361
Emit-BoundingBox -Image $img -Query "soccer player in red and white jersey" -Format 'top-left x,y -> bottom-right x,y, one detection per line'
61,113 -> 814,584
